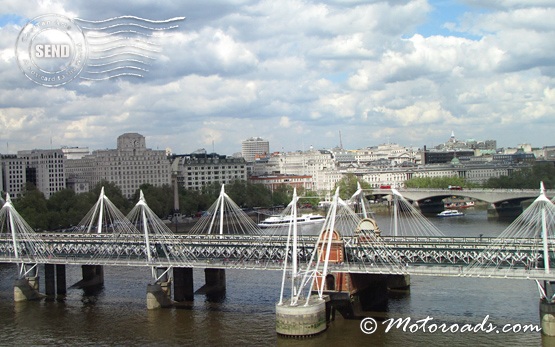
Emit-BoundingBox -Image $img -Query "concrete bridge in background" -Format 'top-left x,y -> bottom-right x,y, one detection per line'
370,187 -> 555,216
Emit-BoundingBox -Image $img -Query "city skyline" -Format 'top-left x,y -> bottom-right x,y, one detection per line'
1,1 -> 554,154
0,130 -> 540,157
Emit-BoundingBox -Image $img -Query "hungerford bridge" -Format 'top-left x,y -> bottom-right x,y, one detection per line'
1,183 -> 555,336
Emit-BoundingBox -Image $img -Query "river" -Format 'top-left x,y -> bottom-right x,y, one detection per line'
0,208 -> 553,346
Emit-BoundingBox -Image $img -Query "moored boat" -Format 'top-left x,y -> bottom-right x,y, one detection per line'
444,201 -> 475,209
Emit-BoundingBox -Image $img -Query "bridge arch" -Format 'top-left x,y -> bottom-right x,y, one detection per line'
369,188 -> 553,218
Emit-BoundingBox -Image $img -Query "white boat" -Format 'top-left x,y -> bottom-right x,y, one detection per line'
258,213 -> 325,229
437,210 -> 464,217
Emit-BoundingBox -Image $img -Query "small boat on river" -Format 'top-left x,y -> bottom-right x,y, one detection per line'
437,210 -> 464,217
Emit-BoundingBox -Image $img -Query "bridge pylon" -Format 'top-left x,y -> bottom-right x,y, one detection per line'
127,190 -> 197,308
276,188 -> 329,337
70,187 -> 137,290
276,187 -> 409,336
387,189 -> 445,237
189,184 -> 261,235
0,193 -> 52,301
463,182 -> 555,335
348,182 -> 371,218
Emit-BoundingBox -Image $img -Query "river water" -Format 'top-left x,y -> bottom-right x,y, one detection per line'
0,208 -> 553,346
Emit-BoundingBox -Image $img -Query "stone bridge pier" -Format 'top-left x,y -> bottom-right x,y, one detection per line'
72,265 -> 104,290
195,268 -> 226,299
13,264 -> 42,302
321,273 -> 410,319
146,267 -> 173,309
44,264 -> 67,299
173,267 -> 194,302
147,267 -> 226,309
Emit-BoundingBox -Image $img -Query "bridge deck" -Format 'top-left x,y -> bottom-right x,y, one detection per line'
1,233 -> 553,280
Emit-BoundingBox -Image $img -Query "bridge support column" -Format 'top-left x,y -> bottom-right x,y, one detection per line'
488,201 -> 524,220
44,264 -> 56,297
73,265 -> 104,289
540,299 -> 555,336
56,264 -> 67,296
146,267 -> 173,309
540,281 -> 555,336
147,282 -> 173,309
387,274 -> 410,290
416,197 -> 445,215
323,273 -> 390,319
350,274 -> 389,316
44,264 -> 66,298
276,295 -> 329,337
14,265 -> 42,302
173,267 -> 194,302
195,268 -> 226,298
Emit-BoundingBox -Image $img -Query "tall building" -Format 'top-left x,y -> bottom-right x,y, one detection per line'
61,146 -> 90,159
17,149 -> 66,199
0,155 -> 27,198
250,149 -> 337,192
170,151 -> 247,191
65,133 -> 171,198
241,137 -> 269,162
543,146 -> 555,161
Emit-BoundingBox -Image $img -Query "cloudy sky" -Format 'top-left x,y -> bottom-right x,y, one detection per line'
1,0 -> 554,155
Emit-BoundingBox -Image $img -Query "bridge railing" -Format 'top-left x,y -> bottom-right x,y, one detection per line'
1,234 -> 553,273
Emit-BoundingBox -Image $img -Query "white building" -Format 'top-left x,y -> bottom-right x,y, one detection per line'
61,146 -> 90,160
241,137 -> 269,162
248,174 -> 313,191
543,146 -> 555,161
66,133 -> 171,198
17,149 -> 66,199
251,149 -> 337,192
0,155 -> 26,198
351,143 -> 420,166
357,162 -> 522,188
171,152 -> 247,191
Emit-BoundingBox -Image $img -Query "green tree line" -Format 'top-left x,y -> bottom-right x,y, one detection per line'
404,162 -> 554,190
4,163 -> 552,231
7,179 -> 297,231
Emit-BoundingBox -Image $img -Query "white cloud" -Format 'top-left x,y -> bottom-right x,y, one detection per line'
0,0 -> 554,154
279,116 -> 291,128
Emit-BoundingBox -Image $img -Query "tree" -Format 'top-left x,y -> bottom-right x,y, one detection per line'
89,180 -> 131,214
245,182 -> 272,208
131,184 -> 174,218
483,163 -> 555,189
46,188 -> 88,229
298,189 -> 319,208
201,182 -> 222,203
334,174 -> 371,200
225,180 -> 249,207
13,183 -> 48,230
404,176 -> 471,189
179,188 -> 205,216
271,185 -> 292,207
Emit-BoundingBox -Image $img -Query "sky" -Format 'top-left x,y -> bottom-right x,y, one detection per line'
1,0 -> 554,155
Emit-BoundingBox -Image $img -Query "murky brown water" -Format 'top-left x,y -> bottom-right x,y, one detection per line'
0,210 -> 552,346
